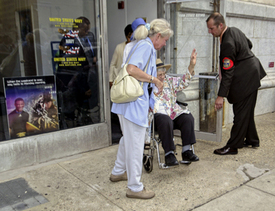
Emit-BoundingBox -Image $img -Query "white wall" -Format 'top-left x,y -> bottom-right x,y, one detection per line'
107,0 -> 158,66
238,0 -> 275,6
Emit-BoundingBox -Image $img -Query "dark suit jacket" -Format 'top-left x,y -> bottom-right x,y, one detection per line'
9,110 -> 29,138
218,27 -> 266,103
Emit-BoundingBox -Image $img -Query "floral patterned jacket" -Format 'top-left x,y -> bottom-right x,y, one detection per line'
153,72 -> 192,120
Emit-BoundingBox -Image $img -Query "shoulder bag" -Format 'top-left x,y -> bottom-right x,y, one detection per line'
110,41 -> 151,104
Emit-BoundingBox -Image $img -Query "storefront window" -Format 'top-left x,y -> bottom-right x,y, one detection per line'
0,0 -> 104,141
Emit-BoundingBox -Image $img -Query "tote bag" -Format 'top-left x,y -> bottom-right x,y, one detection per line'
111,41 -> 151,104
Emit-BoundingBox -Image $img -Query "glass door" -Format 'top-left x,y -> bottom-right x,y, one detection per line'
0,0 -> 105,141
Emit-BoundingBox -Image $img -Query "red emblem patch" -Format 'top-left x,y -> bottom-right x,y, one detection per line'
222,57 -> 234,70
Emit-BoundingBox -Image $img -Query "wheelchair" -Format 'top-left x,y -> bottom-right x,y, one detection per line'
143,102 -> 195,173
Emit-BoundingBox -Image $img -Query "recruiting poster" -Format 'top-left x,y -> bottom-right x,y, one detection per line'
4,76 -> 59,139
49,17 -> 97,71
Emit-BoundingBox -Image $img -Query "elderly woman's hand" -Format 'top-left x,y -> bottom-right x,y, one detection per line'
188,49 -> 197,76
154,77 -> 163,94
190,49 -> 197,66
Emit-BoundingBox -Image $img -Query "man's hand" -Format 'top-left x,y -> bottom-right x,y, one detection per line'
85,89 -> 92,97
215,96 -> 224,111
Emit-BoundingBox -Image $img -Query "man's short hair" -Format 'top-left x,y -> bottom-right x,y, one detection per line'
124,24 -> 133,37
15,98 -> 24,103
42,92 -> 53,103
206,12 -> 226,27
73,16 -> 90,30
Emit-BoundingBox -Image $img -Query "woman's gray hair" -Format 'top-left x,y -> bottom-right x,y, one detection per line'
148,18 -> 173,38
157,67 -> 166,72
133,18 -> 173,41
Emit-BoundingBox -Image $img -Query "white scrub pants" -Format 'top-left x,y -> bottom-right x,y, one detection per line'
112,114 -> 146,192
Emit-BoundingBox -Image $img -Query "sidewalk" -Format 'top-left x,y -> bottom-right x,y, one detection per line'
0,112 -> 275,211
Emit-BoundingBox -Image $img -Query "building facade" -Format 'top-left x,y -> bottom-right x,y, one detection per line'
0,0 -> 274,173
170,0 -> 275,129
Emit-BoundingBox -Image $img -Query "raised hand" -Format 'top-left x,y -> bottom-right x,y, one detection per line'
188,49 -> 197,76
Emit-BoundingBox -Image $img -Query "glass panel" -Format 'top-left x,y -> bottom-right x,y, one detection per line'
0,0 -> 104,141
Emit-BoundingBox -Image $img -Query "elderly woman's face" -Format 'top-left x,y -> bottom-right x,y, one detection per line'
157,69 -> 166,82
154,34 -> 170,50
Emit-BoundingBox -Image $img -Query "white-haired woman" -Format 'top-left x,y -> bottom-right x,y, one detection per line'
110,18 -> 173,199
154,53 -> 199,168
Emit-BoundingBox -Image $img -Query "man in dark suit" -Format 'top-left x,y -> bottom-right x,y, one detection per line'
9,98 -> 29,139
206,12 -> 266,155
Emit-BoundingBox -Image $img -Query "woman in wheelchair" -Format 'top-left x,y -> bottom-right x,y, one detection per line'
153,52 -> 199,167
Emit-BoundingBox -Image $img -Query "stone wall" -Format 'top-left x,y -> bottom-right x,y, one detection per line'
238,0 -> 275,6
175,0 -> 275,129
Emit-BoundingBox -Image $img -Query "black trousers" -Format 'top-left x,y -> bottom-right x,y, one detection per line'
226,90 -> 259,148
154,113 -> 196,154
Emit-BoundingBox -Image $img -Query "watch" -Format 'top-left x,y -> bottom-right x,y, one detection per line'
150,76 -> 154,83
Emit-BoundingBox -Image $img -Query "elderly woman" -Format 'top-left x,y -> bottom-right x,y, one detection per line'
110,18 -> 173,199
122,18 -> 147,66
153,50 -> 199,167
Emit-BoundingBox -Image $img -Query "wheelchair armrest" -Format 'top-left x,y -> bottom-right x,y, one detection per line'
176,101 -> 188,107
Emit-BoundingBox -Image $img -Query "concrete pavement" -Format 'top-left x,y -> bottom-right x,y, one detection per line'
0,112 -> 275,211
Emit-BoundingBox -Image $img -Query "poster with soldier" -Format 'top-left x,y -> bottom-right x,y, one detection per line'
3,75 -> 59,139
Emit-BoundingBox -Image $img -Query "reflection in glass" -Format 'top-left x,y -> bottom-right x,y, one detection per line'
56,16 -> 100,128
0,0 -> 103,141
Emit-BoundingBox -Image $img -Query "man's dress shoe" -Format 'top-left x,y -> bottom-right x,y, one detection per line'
243,141 -> 259,148
214,146 -> 238,155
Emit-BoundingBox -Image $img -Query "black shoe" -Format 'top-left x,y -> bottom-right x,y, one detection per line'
165,153 -> 179,166
243,141 -> 259,148
182,150 -> 199,162
213,146 -> 238,155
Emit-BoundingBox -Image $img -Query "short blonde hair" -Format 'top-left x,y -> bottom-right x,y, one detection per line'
148,18 -> 173,38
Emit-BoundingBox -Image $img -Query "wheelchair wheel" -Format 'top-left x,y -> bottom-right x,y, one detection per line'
143,155 -> 153,173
